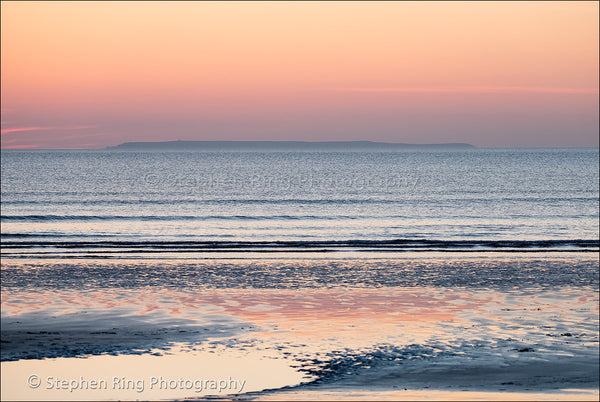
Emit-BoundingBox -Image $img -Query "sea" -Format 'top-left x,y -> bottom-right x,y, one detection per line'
1,147 -> 599,400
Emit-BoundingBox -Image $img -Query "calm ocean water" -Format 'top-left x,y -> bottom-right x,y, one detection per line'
1,148 -> 598,257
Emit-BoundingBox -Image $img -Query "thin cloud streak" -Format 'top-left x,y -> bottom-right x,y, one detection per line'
324,86 -> 599,95
1,144 -> 41,149
1,125 -> 97,135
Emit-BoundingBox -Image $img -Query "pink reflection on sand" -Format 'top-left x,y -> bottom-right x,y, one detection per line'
2,280 -> 597,399
3,283 -> 597,354
0,288 -> 495,324
1,287 -> 495,346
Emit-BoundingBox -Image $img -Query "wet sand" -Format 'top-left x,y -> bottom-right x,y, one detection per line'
253,389 -> 599,401
1,257 -> 598,400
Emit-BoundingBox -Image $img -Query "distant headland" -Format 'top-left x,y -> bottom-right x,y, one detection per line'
105,140 -> 477,151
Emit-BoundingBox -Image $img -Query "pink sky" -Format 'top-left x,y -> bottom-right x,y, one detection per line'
1,1 -> 598,149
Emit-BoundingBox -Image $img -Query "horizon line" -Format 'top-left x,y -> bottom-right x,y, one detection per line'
3,142 -> 599,151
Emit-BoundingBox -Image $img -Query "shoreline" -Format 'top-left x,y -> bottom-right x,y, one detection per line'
2,256 -> 598,400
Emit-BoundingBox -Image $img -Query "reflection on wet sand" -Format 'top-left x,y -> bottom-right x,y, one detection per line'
1,287 -> 493,357
2,283 -> 598,400
1,256 -> 598,400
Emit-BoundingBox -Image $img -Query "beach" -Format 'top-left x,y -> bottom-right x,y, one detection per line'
1,256 -> 598,400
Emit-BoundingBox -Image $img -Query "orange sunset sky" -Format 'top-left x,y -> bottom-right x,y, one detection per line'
1,1 -> 598,149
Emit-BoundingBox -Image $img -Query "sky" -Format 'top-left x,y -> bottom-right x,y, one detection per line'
1,1 -> 598,149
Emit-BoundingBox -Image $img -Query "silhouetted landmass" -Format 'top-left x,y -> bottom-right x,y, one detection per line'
105,140 -> 477,151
